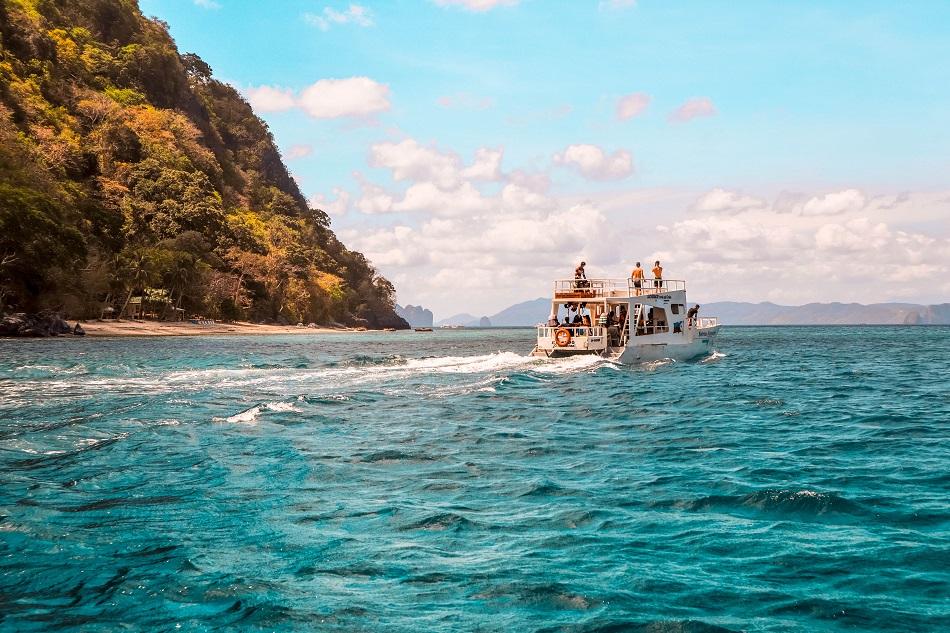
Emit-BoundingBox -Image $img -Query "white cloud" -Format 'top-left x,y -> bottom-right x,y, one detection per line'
814,217 -> 890,252
298,77 -> 390,119
367,139 -> 504,194
392,181 -> 493,216
338,131 -> 950,314
553,144 -> 633,180
354,174 -> 396,214
616,92 -> 651,120
433,0 -> 519,12
343,202 -> 612,310
693,188 -> 766,214
243,78 -> 390,119
799,189 -> 866,216
303,4 -> 374,31
669,97 -> 717,123
193,0 -> 221,9
245,86 -> 296,112
664,215 -> 802,263
461,147 -> 504,181
309,188 -> 351,217
284,144 -> 313,160
369,139 -> 463,189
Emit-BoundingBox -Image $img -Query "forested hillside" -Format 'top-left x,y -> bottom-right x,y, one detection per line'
0,0 -> 406,328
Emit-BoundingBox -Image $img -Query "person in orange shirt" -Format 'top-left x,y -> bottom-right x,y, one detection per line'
631,261 -> 644,296
652,260 -> 663,290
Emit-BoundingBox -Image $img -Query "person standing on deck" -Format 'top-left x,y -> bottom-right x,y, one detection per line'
631,262 -> 645,296
574,261 -> 589,289
686,304 -> 700,327
652,260 -> 663,290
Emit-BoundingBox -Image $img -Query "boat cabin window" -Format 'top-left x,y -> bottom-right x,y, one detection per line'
635,306 -> 669,335
671,304 -> 683,315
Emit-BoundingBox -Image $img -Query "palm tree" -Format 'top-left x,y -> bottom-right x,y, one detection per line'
119,249 -> 156,319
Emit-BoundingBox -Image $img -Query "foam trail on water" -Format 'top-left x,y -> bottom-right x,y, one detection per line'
8,352 -> 616,404
220,400 -> 301,424
702,351 -> 727,364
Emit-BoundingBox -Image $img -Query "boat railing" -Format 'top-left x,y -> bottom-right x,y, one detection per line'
537,326 -> 605,338
695,316 -> 719,329
553,278 -> 685,299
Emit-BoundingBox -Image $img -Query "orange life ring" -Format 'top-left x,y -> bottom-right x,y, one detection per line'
554,327 -> 572,347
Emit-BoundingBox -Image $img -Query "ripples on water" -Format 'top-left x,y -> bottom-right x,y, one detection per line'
0,327 -> 948,632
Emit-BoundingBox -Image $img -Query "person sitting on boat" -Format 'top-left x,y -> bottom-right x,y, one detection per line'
631,261 -> 645,296
652,260 -> 663,290
686,304 -> 700,326
574,261 -> 589,289
547,316 -> 559,327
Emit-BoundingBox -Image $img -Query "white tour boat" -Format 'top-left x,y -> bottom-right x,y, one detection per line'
530,277 -> 720,363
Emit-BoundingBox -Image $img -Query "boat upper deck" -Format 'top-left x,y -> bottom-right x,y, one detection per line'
552,278 -> 686,300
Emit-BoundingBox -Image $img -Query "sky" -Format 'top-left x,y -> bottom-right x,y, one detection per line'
140,0 -> 950,319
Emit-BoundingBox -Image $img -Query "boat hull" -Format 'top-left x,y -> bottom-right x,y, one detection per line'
531,326 -> 720,363
619,325 -> 720,363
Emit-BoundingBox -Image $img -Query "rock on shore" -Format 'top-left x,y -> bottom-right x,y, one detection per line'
0,312 -> 80,337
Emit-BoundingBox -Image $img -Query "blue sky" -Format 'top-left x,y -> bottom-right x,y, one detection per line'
141,0 -> 950,316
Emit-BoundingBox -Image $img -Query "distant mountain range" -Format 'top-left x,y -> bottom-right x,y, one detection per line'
701,301 -> 950,325
428,299 -> 950,326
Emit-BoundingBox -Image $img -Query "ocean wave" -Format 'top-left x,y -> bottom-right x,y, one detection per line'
402,512 -> 478,532
10,434 -> 128,469
218,400 -> 301,424
475,582 -> 594,610
664,488 -> 867,522
701,351 -> 727,363
536,619 -> 740,633
641,358 -> 676,371
360,449 -> 436,464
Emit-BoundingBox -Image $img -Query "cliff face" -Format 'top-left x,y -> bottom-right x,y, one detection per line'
395,304 -> 433,328
0,0 -> 407,328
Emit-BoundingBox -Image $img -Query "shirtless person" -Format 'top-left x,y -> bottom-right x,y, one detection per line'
574,261 -> 589,289
652,260 -> 663,290
631,261 -> 644,296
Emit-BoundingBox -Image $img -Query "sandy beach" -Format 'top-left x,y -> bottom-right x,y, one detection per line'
78,320 -> 368,337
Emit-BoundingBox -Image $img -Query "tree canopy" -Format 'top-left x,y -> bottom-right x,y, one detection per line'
0,0 -> 405,328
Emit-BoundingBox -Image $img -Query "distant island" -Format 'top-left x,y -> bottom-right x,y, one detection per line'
395,304 -> 433,328
422,298 -> 950,326
0,1 -> 406,330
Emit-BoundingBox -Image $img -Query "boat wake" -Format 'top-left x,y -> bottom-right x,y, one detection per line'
217,400 -> 302,424
701,351 -> 727,364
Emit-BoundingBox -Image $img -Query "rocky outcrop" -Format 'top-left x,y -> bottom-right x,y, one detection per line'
368,311 -> 411,330
0,312 -> 84,337
395,304 -> 434,328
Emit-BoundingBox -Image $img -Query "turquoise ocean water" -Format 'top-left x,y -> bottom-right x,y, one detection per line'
1,327 -> 948,632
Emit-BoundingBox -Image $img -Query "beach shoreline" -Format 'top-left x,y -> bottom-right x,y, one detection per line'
73,320 -> 374,338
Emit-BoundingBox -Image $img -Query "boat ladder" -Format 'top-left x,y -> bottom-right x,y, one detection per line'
624,303 -> 642,344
